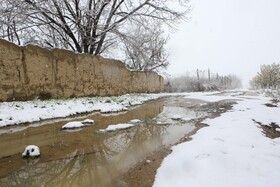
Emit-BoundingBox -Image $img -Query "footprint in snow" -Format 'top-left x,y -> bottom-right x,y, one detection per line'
213,138 -> 225,142
195,153 -> 210,160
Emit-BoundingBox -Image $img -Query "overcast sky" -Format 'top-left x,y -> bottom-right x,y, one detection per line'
167,0 -> 280,87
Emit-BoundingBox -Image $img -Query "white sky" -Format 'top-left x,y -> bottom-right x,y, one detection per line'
167,0 -> 280,87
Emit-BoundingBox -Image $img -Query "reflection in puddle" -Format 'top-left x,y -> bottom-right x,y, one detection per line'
0,98 -> 201,187
154,106 -> 207,125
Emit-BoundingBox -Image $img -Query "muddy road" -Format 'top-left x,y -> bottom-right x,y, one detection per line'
0,96 -> 235,187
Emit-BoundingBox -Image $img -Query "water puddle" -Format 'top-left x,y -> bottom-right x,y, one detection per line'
0,97 -> 205,187
154,106 -> 207,125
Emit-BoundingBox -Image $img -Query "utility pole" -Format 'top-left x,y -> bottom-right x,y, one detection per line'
197,69 -> 200,91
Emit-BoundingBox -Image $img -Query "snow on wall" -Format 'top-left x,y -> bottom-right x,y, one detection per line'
0,39 -> 164,101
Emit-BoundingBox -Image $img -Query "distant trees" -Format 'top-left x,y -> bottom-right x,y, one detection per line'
166,69 -> 242,92
120,20 -> 169,72
250,63 -> 280,89
0,0 -> 190,71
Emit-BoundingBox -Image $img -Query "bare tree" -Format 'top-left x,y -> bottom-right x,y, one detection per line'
0,0 -> 190,55
167,70 -> 242,92
118,19 -> 169,71
0,0 -> 26,45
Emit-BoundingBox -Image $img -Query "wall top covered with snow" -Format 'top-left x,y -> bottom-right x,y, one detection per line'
0,39 -> 164,101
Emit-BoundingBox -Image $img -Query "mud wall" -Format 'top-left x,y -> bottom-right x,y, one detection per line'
0,39 -> 164,101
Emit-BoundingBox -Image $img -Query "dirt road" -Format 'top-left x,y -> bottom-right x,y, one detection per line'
0,96 -> 235,187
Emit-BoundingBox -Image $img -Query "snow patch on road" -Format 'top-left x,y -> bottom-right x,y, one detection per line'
153,94 -> 280,187
185,92 -> 235,102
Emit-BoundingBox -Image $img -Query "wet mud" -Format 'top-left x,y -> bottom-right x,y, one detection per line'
112,97 -> 236,187
253,119 -> 280,139
264,103 -> 278,108
0,96 -> 236,187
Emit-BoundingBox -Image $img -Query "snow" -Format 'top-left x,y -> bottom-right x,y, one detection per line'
2,89 -> 280,186
62,121 -> 85,129
62,119 -> 95,129
185,91 -> 235,102
22,145 -> 40,157
97,118 -> 145,133
1,91 -> 252,127
156,121 -> 166,125
98,123 -> 135,132
81,119 -> 95,124
95,103 -> 127,113
4,89 -> 280,183
153,93 -> 280,187
171,115 -> 182,120
0,93 -> 178,127
181,117 -> 192,121
129,119 -> 142,123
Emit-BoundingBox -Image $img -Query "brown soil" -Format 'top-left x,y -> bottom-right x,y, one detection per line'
111,147 -> 171,187
253,119 -> 280,139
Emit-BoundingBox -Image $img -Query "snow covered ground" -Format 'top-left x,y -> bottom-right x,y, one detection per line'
0,93 -> 178,127
153,91 -> 280,187
0,89 -> 265,128
1,89 -> 279,186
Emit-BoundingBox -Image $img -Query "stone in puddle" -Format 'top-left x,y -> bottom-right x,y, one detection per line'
22,145 -> 40,157
62,121 -> 84,129
62,119 -> 95,130
81,119 -> 95,125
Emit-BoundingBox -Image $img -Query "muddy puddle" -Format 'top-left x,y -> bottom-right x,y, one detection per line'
0,96 -> 236,187
0,97 -> 213,187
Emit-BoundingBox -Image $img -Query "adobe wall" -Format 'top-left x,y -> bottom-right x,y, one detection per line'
0,39 -> 164,101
